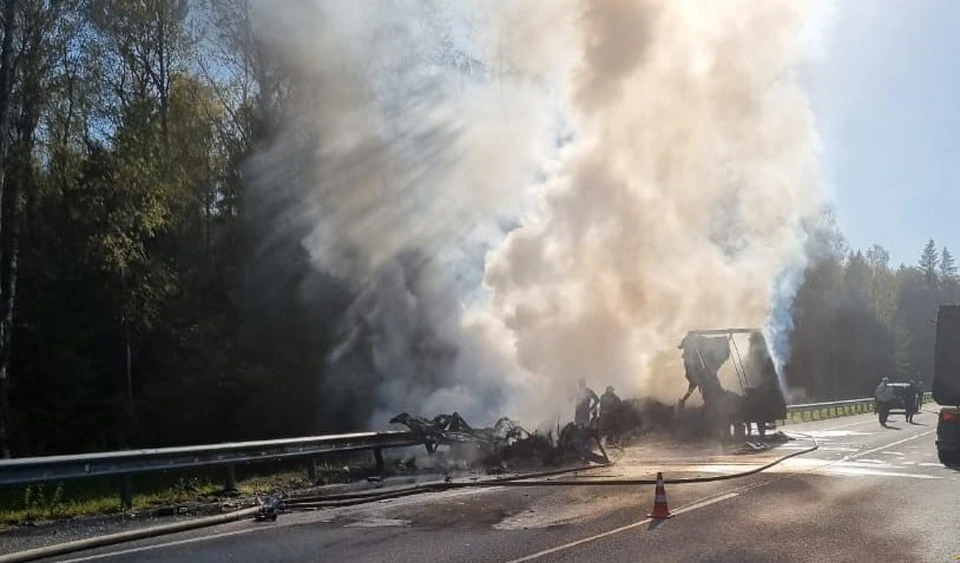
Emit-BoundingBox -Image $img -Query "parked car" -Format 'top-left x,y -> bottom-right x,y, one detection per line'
884,382 -> 917,414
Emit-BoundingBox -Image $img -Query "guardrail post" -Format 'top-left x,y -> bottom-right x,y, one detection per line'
307,458 -> 319,483
374,448 -> 384,474
120,475 -> 133,510
224,464 -> 237,492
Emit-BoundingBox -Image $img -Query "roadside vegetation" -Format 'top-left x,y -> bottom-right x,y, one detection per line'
0,457 -> 383,526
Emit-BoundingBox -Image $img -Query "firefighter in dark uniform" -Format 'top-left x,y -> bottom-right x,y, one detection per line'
599,386 -> 622,446
575,379 -> 600,428
904,380 -> 919,423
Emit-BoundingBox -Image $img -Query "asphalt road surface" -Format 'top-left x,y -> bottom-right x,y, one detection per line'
38,407 -> 958,563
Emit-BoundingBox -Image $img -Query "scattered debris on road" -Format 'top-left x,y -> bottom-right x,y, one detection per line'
256,496 -> 284,522
388,329 -> 791,471
389,412 -> 610,469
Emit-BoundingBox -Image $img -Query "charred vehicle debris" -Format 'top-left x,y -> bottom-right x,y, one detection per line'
389,329 -> 790,468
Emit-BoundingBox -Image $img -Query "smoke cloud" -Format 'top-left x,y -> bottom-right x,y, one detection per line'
247,0 -> 823,427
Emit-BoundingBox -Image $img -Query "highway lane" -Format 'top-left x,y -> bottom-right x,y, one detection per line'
39,407 -> 955,563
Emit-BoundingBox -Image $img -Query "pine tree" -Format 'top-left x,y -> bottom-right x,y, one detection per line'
941,247 -> 960,304
866,244 -> 890,271
920,238 -> 939,289
941,247 -> 958,281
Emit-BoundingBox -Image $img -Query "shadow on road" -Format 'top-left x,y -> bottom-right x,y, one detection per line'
696,549 -> 778,563
880,424 -> 902,430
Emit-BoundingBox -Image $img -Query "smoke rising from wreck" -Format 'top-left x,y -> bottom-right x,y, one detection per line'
247,0 -> 823,428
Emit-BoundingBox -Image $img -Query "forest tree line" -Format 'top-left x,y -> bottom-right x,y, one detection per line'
786,236 -> 956,402
0,1 -> 951,457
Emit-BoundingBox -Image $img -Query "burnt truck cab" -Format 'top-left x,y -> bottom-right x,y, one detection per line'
934,305 -> 960,465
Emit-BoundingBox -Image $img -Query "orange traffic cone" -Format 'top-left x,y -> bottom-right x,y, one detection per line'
648,472 -> 673,519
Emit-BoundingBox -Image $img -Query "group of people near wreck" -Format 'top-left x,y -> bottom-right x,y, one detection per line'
873,376 -> 924,426
575,379 -> 625,446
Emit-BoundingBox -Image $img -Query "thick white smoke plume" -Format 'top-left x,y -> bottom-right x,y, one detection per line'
248,0 -> 823,427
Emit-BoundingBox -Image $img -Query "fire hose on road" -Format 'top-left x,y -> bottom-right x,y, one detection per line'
0,435 -> 820,563
283,433 -> 820,509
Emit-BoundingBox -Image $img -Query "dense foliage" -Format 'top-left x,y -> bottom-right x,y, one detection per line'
0,1 -> 951,456
0,0 -> 355,456
786,237 -> 957,401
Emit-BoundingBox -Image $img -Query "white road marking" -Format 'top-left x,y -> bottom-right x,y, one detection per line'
842,429 -> 936,462
819,468 -> 940,479
53,528 -> 259,563
836,461 -> 892,468
501,492 -> 740,563
343,517 -> 410,528
801,430 -> 874,438
805,416 -> 885,432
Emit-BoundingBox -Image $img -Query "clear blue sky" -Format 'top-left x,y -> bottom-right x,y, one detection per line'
807,0 -> 960,267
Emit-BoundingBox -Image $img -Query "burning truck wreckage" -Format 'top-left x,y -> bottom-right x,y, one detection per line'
387,328 -> 789,472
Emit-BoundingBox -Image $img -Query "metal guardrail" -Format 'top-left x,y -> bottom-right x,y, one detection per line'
0,430 -> 425,507
0,392 -> 937,507
785,392 -> 933,422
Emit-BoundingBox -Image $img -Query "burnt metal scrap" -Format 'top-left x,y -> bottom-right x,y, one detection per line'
387,412 -> 519,453
390,327 -> 790,468
389,412 -> 610,467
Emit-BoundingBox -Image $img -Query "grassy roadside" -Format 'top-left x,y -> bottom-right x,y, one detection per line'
0,458 -> 377,528
0,478 -> 213,528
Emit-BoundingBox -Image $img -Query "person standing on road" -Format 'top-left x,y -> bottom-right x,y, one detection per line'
599,386 -> 622,446
874,377 -> 895,426
904,381 -> 919,423
575,379 -> 600,428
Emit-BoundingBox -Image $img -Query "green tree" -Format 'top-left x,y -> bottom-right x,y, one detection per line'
920,238 -> 939,290
0,0 -> 20,458
865,245 -> 899,330
896,253 -> 939,385
786,230 -> 845,399
940,247 -> 959,304
942,247 -> 958,279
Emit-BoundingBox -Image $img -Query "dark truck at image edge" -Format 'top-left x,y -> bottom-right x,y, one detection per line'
933,305 -> 960,465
